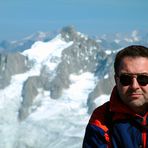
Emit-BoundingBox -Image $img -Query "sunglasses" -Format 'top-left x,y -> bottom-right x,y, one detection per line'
117,73 -> 148,86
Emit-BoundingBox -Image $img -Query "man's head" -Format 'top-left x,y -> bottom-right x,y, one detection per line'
114,45 -> 148,75
114,45 -> 148,114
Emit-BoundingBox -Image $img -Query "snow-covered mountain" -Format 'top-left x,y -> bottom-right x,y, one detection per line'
0,31 -> 58,53
0,26 -> 147,148
95,29 -> 148,51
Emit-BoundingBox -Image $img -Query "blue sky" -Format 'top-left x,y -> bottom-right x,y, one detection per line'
0,0 -> 148,41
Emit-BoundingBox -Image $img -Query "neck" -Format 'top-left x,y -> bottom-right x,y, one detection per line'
131,104 -> 148,116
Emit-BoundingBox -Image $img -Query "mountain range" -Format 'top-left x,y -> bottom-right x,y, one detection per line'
0,26 -> 147,148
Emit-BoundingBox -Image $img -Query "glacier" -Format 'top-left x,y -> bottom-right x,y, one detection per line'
0,32 -> 110,148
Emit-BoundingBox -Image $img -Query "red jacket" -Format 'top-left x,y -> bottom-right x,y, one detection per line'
83,87 -> 148,148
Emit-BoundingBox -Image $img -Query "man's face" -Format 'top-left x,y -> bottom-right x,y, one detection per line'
115,57 -> 148,113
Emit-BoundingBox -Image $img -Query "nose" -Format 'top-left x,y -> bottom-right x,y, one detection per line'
130,77 -> 140,89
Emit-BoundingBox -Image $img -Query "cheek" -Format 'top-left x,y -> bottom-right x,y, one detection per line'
116,84 -> 128,95
142,87 -> 148,96
116,79 -> 129,95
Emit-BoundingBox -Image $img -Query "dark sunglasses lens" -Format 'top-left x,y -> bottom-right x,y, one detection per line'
137,75 -> 148,86
119,75 -> 132,86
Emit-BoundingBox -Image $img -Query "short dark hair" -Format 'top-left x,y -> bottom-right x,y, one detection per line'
114,45 -> 148,74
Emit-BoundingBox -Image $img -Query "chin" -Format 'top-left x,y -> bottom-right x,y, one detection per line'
130,101 -> 144,108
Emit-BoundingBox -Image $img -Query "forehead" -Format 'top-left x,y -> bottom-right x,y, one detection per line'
118,57 -> 148,74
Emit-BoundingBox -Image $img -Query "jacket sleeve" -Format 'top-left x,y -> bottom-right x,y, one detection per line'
82,124 -> 108,148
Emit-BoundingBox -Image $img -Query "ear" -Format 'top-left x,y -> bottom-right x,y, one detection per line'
114,74 -> 118,84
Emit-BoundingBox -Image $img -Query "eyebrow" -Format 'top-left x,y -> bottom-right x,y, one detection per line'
120,72 -> 148,76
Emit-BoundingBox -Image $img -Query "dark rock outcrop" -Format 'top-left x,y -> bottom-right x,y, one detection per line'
0,52 -> 28,88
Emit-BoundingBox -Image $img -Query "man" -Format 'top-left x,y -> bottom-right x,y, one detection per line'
83,45 -> 148,148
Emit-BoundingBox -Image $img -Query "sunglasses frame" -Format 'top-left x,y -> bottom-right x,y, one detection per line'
116,73 -> 148,86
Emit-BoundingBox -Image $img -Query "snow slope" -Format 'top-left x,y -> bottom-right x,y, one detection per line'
0,34 -> 109,148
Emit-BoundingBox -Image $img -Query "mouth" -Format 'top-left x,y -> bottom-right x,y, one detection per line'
128,93 -> 142,99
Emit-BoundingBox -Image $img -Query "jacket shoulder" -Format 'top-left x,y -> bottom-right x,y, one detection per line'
89,101 -> 111,132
